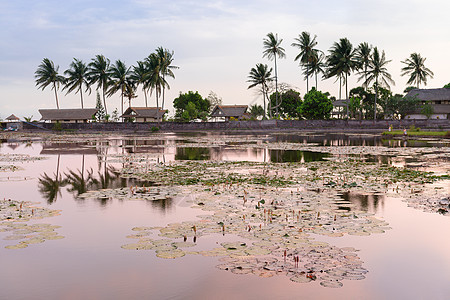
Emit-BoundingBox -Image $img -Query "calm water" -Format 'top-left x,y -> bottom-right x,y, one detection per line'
1,132 -> 449,300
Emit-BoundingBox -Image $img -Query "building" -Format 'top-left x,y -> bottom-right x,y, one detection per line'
2,114 -> 22,130
121,107 -> 167,122
404,88 -> 450,119
210,105 -> 249,121
39,108 -> 99,123
331,100 -> 349,119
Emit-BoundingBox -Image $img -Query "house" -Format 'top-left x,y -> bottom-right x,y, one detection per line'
331,100 -> 349,119
6,114 -> 20,122
121,107 -> 167,122
404,88 -> 450,119
39,108 -> 99,123
2,114 -> 22,131
210,105 -> 249,121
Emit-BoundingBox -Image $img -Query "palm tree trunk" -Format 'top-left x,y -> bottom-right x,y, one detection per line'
162,75 -> 166,110
315,71 -> 318,89
339,77 -> 342,100
121,88 -> 124,122
53,82 -> 60,109
274,56 -> 278,118
156,91 -> 160,123
102,85 -> 108,115
144,88 -> 148,107
80,86 -> 84,109
345,73 -> 349,119
374,77 -> 378,120
262,84 -> 266,119
306,65 -> 309,93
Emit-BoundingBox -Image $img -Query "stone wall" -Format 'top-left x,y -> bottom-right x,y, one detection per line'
22,119 -> 450,132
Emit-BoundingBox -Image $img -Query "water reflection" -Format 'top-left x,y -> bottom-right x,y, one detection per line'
337,191 -> 385,214
38,155 -> 66,204
176,147 -> 210,160
269,150 -> 329,163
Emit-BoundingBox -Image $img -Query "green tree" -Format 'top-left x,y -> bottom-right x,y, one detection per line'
291,32 -> 319,93
64,58 -> 91,109
108,60 -> 131,119
404,86 -> 417,94
263,32 -> 286,117
421,102 -> 434,119
443,83 -> 450,89
94,92 -> 106,121
249,104 -> 264,119
360,47 -> 395,120
88,55 -> 111,114
269,89 -> 302,119
355,42 -> 372,89
247,63 -> 273,119
401,53 -> 434,88
155,47 -> 179,110
130,60 -> 150,107
173,91 -> 210,121
298,88 -> 333,119
35,58 -> 66,109
145,53 -> 167,122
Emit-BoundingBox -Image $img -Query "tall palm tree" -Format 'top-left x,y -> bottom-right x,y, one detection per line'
263,32 -> 285,117
325,38 -> 358,118
247,63 -> 273,119
145,53 -> 167,122
123,77 -> 137,108
304,51 -> 325,90
130,60 -> 150,107
108,60 -> 131,120
291,32 -> 319,93
360,47 -> 395,120
355,42 -> 373,90
64,58 -> 91,109
401,53 -> 434,88
155,47 -> 179,110
35,58 -> 66,109
88,55 -> 111,114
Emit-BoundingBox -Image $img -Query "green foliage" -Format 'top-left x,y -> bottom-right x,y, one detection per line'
52,122 -> 62,131
23,115 -> 33,122
111,109 -> 120,122
420,102 -> 434,119
94,92 -> 106,121
350,86 -> 375,119
151,126 -> 160,132
404,86 -> 417,93
297,88 -> 333,119
173,91 -> 210,121
383,95 -> 420,119
249,104 -> 264,119
443,83 -> 450,89
348,97 -> 362,119
269,89 -> 302,119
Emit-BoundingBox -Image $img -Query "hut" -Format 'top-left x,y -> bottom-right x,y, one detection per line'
331,100 -> 349,119
2,114 -> 22,131
121,107 -> 167,122
210,105 -> 249,121
39,109 -> 99,123
404,88 -> 450,119
6,114 -> 20,122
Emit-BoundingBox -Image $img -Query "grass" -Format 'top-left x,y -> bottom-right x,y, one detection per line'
382,130 -> 449,137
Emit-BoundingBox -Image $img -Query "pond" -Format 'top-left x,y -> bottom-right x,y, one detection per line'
0,131 -> 449,300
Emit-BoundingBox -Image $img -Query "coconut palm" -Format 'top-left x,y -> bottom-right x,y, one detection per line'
304,51 -> 325,90
360,47 -> 395,120
292,32 -> 319,93
247,63 -> 273,119
325,38 -> 358,118
64,58 -> 91,109
123,77 -> 137,108
130,60 -> 150,107
355,42 -> 373,89
88,55 -> 111,114
263,32 -> 285,117
108,60 -> 131,120
155,47 -> 178,110
401,53 -> 434,88
35,58 -> 66,109
145,53 -> 167,122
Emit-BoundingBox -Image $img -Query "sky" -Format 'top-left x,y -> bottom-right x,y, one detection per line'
1,0 -> 449,120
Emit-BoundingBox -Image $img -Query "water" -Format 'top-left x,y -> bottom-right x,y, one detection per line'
0,132 -> 449,300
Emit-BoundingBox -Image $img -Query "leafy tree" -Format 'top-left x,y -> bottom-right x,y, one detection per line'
145,53 -> 167,121
88,55 -> 111,114
108,60 -> 131,119
291,32 -> 319,92
307,52 -> 326,90
269,89 -> 302,119
360,47 -> 395,119
401,53 -> 434,88
263,32 -> 286,117
348,96 -> 362,119
111,109 -> 120,122
249,104 -> 264,119
404,86 -> 417,94
443,83 -> 450,89
173,91 -> 210,121
35,58 -> 66,109
206,91 -> 223,112
421,102 -> 434,119
247,63 -> 273,119
155,47 -> 179,110
384,95 -> 420,119
64,58 -> 91,109
355,42 -> 372,88
298,88 -> 333,119
130,60 -> 150,107
94,92 -> 106,121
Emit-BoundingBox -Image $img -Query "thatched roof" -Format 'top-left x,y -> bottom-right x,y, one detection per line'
210,105 -> 248,117
39,109 -> 99,121
332,100 -> 349,107
405,88 -> 450,101
121,107 -> 166,119
6,114 -> 20,121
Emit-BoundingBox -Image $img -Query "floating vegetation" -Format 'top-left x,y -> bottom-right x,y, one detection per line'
0,165 -> 22,172
0,153 -> 46,163
0,199 -> 61,221
79,186 -> 179,201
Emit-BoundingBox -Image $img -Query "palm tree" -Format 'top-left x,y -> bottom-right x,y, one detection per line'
88,55 -> 111,114
304,51 -> 325,90
355,42 -> 373,90
247,63 -> 273,119
123,77 -> 137,108
145,53 -> 167,122
263,32 -> 285,117
64,58 -> 91,109
360,47 -> 395,120
108,60 -> 131,120
401,53 -> 434,88
130,60 -> 150,107
325,38 -> 358,118
35,58 -> 66,109
155,47 -> 179,110
291,32 -> 319,93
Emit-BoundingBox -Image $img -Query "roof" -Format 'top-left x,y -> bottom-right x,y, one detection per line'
332,99 -> 349,107
6,114 -> 20,121
407,104 -> 450,115
405,88 -> 450,101
121,107 -> 167,118
39,109 -> 99,121
210,105 -> 248,117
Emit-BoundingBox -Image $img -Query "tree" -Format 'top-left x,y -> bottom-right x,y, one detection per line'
247,63 -> 273,119
94,92 -> 106,121
64,58 -> 91,109
325,38 -> 358,118
206,91 -> 222,112
249,104 -> 264,119
263,32 -> 286,117
421,102 -> 434,119
291,31 -> 319,93
88,55 -> 111,114
355,42 -> 372,89
443,83 -> 450,89
298,88 -> 333,119
130,60 -> 150,107
401,53 -> 434,88
35,58 -> 66,109
145,53 -> 167,122
307,52 -> 325,90
404,86 -> 417,94
350,86 -> 375,119
173,91 -> 210,121
269,89 -> 302,119
359,47 -> 395,120
108,60 -> 131,120
155,47 -> 179,110
384,95 -> 420,119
